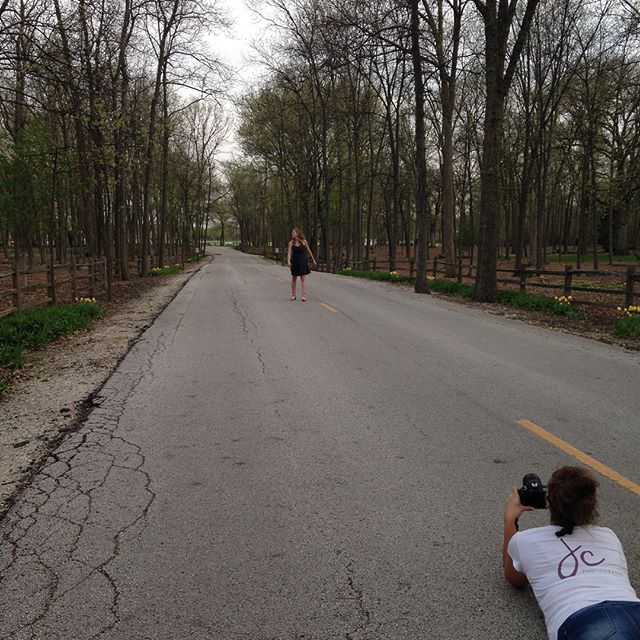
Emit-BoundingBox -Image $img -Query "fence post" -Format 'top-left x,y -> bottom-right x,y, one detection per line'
372,257 -> 377,271
71,254 -> 78,300
48,261 -> 57,306
409,257 -> 415,279
563,265 -> 573,298
519,268 -> 527,293
433,258 -> 438,278
12,257 -> 21,312
89,261 -> 95,297
625,266 -> 636,308
457,257 -> 463,284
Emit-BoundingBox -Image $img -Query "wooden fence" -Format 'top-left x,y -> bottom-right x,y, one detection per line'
0,257 -> 107,319
308,256 -> 638,309
492,264 -> 638,309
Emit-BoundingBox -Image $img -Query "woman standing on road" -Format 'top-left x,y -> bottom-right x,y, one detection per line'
287,228 -> 317,302
503,465 -> 640,640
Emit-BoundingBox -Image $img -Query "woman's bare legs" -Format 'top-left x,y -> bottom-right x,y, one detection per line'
301,275 -> 307,301
291,276 -> 297,299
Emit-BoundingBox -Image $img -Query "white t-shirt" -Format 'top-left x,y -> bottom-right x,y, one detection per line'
508,525 -> 639,640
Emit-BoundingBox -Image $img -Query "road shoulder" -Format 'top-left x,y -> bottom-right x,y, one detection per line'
0,257 -> 210,518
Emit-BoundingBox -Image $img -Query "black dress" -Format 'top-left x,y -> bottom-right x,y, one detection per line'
290,242 -> 311,276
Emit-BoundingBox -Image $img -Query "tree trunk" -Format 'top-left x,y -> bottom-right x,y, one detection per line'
441,96 -> 456,277
411,0 -> 430,294
158,63 -> 170,268
472,0 -> 541,301
474,86 -> 504,302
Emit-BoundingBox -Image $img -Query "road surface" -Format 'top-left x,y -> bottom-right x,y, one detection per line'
1,246 -> 638,639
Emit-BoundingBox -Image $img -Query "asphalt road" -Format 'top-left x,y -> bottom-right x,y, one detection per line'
1,246 -> 639,640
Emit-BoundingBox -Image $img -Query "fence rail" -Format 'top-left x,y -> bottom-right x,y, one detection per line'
0,257 -> 107,319
0,247 -> 208,320
307,256 -> 637,310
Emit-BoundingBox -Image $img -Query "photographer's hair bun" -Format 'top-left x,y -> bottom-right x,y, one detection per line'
547,466 -> 599,537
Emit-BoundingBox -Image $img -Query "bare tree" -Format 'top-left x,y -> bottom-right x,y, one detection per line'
471,0 -> 541,301
421,0 -> 466,276
410,0 -> 431,293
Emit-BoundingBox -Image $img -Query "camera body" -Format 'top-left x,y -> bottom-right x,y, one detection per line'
518,473 -> 547,509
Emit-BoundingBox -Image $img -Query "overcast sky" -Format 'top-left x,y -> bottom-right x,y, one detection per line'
210,1 -> 266,87
208,0 -> 273,160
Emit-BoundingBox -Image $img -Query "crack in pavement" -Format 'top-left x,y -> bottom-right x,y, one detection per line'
0,329 -> 166,639
169,269 -> 205,346
344,561 -> 372,640
229,285 -> 267,377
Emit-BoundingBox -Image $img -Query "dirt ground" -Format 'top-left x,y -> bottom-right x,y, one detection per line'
0,257 -> 210,518
441,291 -> 640,351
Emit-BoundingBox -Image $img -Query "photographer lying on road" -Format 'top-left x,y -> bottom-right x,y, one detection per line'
503,466 -> 640,639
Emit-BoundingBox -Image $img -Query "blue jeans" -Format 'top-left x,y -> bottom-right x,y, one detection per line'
558,601 -> 640,640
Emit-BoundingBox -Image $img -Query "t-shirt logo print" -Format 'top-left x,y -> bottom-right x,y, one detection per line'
557,538 -> 606,579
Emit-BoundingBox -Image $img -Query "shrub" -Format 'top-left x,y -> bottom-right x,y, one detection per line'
0,301 -> 104,369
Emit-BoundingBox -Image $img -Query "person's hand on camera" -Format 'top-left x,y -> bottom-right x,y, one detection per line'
504,486 -> 534,524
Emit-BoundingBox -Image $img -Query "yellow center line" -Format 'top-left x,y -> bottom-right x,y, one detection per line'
320,302 -> 338,313
516,419 -> 640,496
276,277 -> 285,283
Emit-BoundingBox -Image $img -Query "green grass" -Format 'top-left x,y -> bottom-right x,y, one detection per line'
149,265 -> 182,276
613,313 -> 640,338
427,279 -> 474,297
337,268 -> 414,284
338,268 -> 473,297
0,301 -> 104,370
337,269 -> 582,319
497,290 -> 583,319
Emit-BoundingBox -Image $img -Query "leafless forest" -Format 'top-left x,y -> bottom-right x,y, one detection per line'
230,0 -> 640,300
0,0 -> 229,287
2,1 -> 640,304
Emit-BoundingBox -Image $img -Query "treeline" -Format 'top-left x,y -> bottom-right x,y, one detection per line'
230,0 -> 640,300
0,0 -> 228,283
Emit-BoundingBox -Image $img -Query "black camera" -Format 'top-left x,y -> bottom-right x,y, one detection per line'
518,473 -> 547,509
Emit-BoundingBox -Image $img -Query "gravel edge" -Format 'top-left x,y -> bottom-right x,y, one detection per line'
0,256 -> 211,519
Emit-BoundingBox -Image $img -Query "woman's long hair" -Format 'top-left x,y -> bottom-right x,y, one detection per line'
291,228 -> 305,244
547,466 -> 599,537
